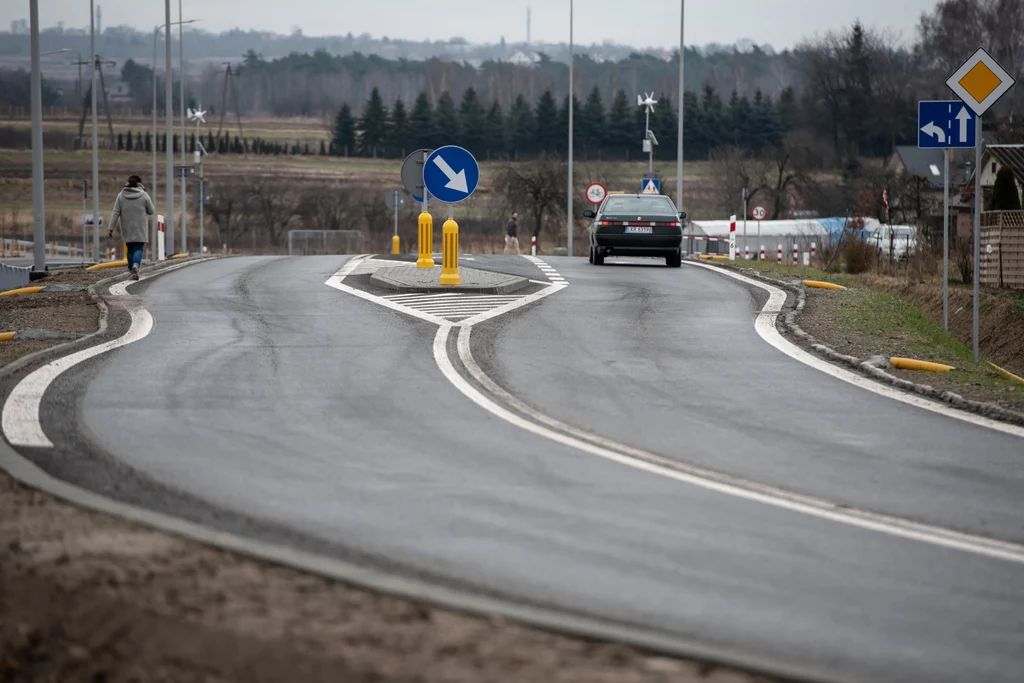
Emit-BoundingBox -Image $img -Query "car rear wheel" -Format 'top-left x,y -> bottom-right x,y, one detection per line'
588,245 -> 594,264
593,247 -> 605,265
666,250 -> 682,268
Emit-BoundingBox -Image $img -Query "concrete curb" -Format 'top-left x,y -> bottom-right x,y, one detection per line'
715,264 -> 1024,428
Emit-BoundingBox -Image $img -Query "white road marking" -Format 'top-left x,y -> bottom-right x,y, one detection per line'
686,262 -> 1024,439
444,324 -> 1024,565
2,258 -> 211,449
327,255 -> 568,325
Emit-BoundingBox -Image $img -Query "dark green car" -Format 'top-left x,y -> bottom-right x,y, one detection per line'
584,194 -> 686,267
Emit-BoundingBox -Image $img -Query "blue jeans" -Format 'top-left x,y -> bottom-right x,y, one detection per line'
126,242 -> 145,270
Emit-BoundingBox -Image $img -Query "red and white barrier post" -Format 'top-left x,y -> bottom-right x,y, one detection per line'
777,244 -> 782,264
760,245 -> 765,261
728,215 -> 737,261
792,244 -> 798,265
744,245 -> 750,260
811,242 -> 817,259
531,235 -> 537,256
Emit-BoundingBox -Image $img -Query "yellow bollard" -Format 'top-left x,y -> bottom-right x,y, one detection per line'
416,212 -> 435,268
439,218 -> 461,286
391,235 -> 400,254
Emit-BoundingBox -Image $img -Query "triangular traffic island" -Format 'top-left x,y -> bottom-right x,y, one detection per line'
371,265 -> 529,295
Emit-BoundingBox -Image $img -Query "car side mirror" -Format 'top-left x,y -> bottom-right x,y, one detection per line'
678,211 -> 687,220
583,209 -> 595,218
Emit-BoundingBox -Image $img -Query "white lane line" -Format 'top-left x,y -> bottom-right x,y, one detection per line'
686,262 -> 1024,439
442,324 -> 1024,565
2,258 -> 212,449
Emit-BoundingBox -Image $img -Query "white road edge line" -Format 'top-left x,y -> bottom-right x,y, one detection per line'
685,261 -> 1024,439
452,326 -> 1024,564
2,258 -> 214,449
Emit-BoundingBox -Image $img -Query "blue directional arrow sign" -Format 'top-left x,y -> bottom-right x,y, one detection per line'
423,145 -> 480,204
918,100 -> 977,149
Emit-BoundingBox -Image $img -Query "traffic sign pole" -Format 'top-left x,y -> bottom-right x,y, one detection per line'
943,150 -> 949,331
973,116 -> 981,362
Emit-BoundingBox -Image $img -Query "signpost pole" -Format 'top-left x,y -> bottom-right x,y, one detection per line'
973,116 -> 981,362
81,181 -> 87,264
943,149 -> 949,330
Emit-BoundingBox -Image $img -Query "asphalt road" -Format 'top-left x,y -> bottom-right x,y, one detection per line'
27,255 -> 1024,682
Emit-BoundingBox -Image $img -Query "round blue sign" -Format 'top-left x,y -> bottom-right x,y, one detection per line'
423,145 -> 480,204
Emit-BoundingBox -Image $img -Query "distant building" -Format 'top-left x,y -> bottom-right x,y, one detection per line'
506,50 -> 540,67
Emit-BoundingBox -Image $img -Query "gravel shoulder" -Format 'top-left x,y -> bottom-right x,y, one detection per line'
1,261 -> 779,683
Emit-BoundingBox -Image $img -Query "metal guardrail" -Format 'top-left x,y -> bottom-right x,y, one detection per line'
0,262 -> 31,292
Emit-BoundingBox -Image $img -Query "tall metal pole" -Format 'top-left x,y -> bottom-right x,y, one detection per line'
152,25 -> 160,258
943,150 -> 949,330
179,0 -> 187,254
90,0 -> 100,262
645,107 -> 653,174
165,0 -> 175,254
567,0 -> 574,258
973,116 -> 981,362
676,0 -> 684,212
30,0 -> 45,273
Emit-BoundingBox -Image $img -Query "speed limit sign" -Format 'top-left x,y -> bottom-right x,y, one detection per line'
752,205 -> 767,221
586,182 -> 607,205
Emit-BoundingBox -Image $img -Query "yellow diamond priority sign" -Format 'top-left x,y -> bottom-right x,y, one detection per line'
946,47 -> 1015,116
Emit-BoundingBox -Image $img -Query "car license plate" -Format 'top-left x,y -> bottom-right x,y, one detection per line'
624,226 -> 653,234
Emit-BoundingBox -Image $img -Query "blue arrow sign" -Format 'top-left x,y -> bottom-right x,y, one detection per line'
918,100 -> 977,149
423,145 -> 480,204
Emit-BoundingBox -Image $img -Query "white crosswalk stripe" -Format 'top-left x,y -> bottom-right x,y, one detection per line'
382,293 -> 525,320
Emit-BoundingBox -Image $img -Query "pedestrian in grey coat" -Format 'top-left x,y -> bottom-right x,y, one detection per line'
109,175 -> 154,280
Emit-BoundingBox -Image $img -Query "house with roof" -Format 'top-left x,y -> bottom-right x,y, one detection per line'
960,143 -> 1024,238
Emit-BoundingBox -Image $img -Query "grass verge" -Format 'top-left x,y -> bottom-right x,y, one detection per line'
713,259 -> 1024,412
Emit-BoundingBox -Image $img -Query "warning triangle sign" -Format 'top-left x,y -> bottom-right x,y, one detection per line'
641,179 -> 660,194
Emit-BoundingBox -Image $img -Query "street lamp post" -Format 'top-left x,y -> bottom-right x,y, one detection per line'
677,0 -> 685,251
153,19 -> 197,257
567,0 -> 574,258
29,0 -> 44,273
179,0 -> 188,255
164,0 -> 174,256
90,0 -> 100,262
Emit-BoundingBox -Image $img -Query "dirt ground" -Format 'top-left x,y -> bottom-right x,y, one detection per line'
1,263 -> 779,683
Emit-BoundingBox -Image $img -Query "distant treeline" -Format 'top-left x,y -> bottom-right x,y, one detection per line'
328,84 -> 796,163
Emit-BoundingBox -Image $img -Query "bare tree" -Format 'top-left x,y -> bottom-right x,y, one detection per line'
206,181 -> 253,249
494,158 -> 568,251
248,177 -> 301,246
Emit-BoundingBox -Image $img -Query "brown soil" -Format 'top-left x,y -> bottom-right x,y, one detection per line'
1,265 -> 778,683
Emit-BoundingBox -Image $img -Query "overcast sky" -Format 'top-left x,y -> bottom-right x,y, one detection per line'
6,0 -> 938,49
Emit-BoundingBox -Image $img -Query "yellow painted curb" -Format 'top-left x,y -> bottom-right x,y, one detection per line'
890,357 -> 955,373
169,253 -> 190,260
86,260 -> 128,271
0,331 -> 15,342
989,362 -> 1024,385
0,285 -> 45,296
711,255 -> 730,261
804,280 -> 847,291
698,254 -> 713,260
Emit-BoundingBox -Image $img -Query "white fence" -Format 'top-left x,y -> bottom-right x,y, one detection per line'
287,230 -> 365,256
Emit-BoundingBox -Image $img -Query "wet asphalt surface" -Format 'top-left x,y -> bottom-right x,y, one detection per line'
7,253 -> 1024,683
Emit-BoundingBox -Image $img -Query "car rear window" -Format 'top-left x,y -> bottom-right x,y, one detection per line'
602,196 -> 676,215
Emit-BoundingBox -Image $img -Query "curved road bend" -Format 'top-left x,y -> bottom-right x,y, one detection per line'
33,255 -> 1024,682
